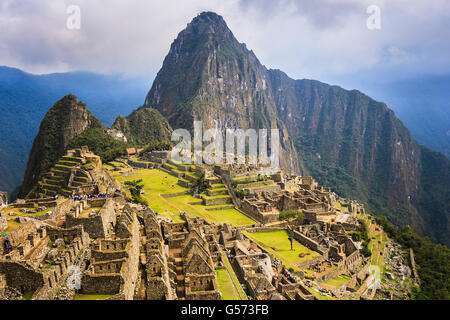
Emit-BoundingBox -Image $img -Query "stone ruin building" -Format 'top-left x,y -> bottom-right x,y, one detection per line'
0,220 -> 90,299
0,194 -> 141,300
142,210 -> 221,300
81,203 -> 140,300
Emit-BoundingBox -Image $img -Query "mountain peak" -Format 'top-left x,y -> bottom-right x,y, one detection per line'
190,11 -> 228,31
179,11 -> 231,38
19,94 -> 101,197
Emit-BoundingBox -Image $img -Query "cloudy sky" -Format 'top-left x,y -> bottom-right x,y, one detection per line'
1,0 -> 450,88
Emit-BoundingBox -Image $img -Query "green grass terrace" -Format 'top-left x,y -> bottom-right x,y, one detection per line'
323,274 -> 351,288
115,169 -> 256,226
216,249 -> 247,300
2,206 -> 54,233
242,230 -> 320,272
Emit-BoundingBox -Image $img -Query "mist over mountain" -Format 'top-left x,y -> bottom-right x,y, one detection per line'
0,66 -> 148,193
349,75 -> 450,158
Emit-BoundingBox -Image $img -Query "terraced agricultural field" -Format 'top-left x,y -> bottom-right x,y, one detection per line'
243,230 -> 320,272
3,206 -> 54,233
115,169 -> 255,226
323,274 -> 351,288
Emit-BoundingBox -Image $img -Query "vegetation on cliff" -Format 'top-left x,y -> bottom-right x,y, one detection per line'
376,215 -> 450,300
69,127 -> 128,163
111,108 -> 172,147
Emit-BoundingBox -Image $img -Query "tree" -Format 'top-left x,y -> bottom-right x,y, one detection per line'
125,179 -> 147,205
288,230 -> 294,251
279,210 -> 304,223
140,141 -> 172,156
190,173 -> 209,196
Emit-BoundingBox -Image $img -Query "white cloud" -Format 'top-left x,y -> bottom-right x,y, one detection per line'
0,0 -> 449,84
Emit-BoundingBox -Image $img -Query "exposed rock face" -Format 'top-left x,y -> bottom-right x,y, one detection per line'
19,95 -> 101,197
111,108 -> 172,146
143,12 -> 449,245
143,12 -> 299,173
0,192 -> 7,207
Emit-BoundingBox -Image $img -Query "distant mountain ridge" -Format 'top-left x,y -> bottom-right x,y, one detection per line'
0,66 -> 148,193
142,12 -> 449,245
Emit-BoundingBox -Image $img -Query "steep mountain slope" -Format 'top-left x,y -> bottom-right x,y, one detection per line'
268,72 -> 424,230
143,12 -> 449,245
0,66 -> 148,194
144,12 -> 299,173
349,75 -> 450,157
19,95 -> 104,197
111,108 -> 173,146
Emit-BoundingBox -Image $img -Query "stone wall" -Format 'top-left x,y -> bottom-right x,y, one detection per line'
81,274 -> 123,294
147,278 -> 171,300
245,185 -> 281,195
202,196 -> 232,206
128,160 -> 154,169
47,199 -> 74,226
46,225 -> 88,245
160,191 -> 189,198
66,198 -> 116,239
66,214 -> 105,239
185,275 -> 221,300
0,261 -> 44,293
6,222 -> 37,247
119,210 -> 140,300
0,212 -> 7,233
240,200 -> 278,224
245,226 -> 286,233
293,230 -> 320,252
318,262 -> 346,282
296,255 -> 324,269
87,198 -> 107,207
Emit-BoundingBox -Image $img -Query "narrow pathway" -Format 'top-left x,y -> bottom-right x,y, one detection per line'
219,249 -> 247,300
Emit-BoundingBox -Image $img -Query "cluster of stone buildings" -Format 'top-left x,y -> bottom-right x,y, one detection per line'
143,211 -> 222,300
209,163 -> 365,225
0,193 -> 141,300
0,146 -> 395,300
0,148 -> 141,300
